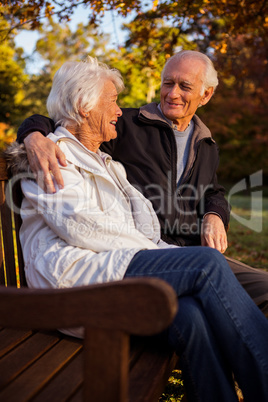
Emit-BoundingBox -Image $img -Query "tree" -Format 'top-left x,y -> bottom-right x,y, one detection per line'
17,19 -> 113,117
109,18 -> 193,107
0,8 -> 114,145
3,1 -> 267,106
0,0 -> 142,35
35,18 -> 110,76
2,0 -> 267,51
0,12 -> 28,144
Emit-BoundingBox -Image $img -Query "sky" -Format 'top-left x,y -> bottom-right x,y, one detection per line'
14,4 -> 133,74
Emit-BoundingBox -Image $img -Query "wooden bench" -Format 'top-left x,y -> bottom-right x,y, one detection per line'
0,156 -> 180,402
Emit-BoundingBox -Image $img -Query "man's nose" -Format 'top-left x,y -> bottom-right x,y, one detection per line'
168,84 -> 181,98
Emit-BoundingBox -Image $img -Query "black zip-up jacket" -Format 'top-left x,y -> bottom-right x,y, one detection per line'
17,103 -> 230,247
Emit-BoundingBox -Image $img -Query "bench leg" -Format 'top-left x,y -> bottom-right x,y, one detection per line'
84,328 -> 129,402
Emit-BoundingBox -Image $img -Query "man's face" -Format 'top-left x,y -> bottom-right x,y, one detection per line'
160,57 -> 213,128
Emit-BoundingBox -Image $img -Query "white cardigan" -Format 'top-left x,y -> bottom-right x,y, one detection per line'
20,127 -> 173,291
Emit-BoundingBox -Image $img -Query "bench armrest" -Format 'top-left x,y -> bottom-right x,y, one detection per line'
0,277 -> 177,336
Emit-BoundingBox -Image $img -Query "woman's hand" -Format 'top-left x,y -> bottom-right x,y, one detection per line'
24,132 -> 67,193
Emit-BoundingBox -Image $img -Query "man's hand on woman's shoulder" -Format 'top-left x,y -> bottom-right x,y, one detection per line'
24,132 -> 67,193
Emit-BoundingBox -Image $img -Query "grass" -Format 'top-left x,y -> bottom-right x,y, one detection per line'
160,195 -> 268,401
224,195 -> 268,270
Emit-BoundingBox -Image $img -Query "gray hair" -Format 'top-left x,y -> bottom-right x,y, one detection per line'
161,50 -> 218,95
47,57 -> 125,127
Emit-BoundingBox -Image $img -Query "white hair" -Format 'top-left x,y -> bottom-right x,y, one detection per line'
47,57 -> 125,127
161,50 -> 219,95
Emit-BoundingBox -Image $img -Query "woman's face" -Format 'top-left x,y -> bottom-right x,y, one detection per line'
87,80 -> 122,144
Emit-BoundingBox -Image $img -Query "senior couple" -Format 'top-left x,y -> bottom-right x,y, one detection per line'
8,52 -> 268,401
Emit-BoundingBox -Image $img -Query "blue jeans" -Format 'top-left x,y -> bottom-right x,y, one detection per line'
125,247 -> 268,402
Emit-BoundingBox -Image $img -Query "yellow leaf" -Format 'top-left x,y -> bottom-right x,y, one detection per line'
152,0 -> 158,11
220,43 -> 228,53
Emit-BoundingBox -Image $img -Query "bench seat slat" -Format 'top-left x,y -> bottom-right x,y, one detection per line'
68,387 -> 83,402
32,352 -> 83,402
0,328 -> 33,357
0,337 -> 83,402
0,331 -> 61,389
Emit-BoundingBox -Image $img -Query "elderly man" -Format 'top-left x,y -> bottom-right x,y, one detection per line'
16,50 -> 268,316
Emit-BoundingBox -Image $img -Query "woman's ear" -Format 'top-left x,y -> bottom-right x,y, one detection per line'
79,109 -> 88,117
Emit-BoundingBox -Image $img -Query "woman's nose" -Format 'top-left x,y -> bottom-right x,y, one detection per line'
116,104 -> 123,116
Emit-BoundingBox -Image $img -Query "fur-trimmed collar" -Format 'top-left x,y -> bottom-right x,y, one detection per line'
4,141 -> 31,176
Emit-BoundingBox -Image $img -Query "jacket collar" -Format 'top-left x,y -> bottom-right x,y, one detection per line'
138,103 -> 215,185
138,102 -> 215,144
49,126 -> 113,173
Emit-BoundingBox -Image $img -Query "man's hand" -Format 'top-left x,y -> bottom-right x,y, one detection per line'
201,213 -> 228,253
24,132 -> 67,193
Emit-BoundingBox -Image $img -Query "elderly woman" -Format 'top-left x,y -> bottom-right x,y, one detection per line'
9,58 -> 268,402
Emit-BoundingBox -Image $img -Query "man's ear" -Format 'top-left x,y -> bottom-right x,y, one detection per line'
200,87 -> 214,106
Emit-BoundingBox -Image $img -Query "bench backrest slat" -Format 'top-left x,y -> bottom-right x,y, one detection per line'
0,157 -> 26,287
